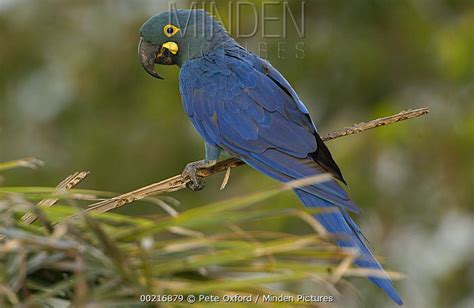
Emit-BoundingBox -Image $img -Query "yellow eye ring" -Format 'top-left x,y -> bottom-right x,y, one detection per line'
163,24 -> 180,37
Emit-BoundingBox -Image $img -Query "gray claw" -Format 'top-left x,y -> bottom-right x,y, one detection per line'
186,178 -> 206,191
182,160 -> 208,192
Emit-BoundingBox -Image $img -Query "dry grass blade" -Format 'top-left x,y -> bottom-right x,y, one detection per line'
330,248 -> 358,284
345,268 -> 406,280
0,284 -> 19,305
0,157 -> 44,172
283,174 -> 333,191
21,171 -> 89,225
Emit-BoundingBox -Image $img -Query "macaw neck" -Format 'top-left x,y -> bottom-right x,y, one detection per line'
176,34 -> 237,67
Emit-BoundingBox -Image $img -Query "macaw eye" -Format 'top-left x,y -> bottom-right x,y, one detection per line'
163,24 -> 180,37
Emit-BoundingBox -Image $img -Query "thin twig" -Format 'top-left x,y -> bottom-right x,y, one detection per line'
220,167 -> 231,190
85,107 -> 428,214
21,171 -> 89,225
323,107 -> 429,140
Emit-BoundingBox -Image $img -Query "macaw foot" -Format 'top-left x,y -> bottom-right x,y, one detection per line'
182,160 -> 217,192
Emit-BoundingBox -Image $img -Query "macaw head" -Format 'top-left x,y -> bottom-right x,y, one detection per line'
138,9 -> 230,79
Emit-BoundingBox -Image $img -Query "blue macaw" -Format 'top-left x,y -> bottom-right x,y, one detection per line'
138,9 -> 402,305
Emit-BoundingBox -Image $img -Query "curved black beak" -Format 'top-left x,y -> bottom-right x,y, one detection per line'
138,37 -> 163,79
139,38 -> 179,80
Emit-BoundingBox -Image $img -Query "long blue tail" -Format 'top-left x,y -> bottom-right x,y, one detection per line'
295,189 -> 403,305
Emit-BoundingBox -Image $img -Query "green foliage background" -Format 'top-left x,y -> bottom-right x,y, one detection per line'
0,0 -> 473,307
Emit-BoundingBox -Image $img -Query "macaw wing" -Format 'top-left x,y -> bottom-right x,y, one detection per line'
180,54 -> 359,213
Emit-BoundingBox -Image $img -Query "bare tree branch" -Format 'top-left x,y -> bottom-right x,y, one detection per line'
83,107 -> 428,214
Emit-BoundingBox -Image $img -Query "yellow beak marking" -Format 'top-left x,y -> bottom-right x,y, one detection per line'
162,42 -> 179,55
